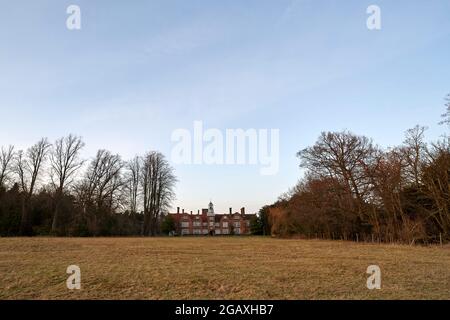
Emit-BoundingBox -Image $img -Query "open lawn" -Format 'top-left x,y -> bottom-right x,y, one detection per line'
0,237 -> 449,299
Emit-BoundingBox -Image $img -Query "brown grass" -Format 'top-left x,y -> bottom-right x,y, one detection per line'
0,237 -> 449,300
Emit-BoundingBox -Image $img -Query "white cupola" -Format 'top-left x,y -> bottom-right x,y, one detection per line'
207,201 -> 215,216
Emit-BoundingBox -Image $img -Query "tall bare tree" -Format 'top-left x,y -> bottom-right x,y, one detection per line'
16,138 -> 51,235
402,125 -> 427,187
85,150 -> 123,208
125,156 -> 141,214
422,139 -> 450,237
141,151 -> 176,236
75,150 -> 123,234
297,131 -> 376,219
49,135 -> 85,233
0,145 -> 15,188
366,148 -> 421,242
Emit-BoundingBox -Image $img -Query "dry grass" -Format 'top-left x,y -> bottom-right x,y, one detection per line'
0,237 -> 449,300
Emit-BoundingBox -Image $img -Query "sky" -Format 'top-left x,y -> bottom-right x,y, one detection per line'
0,0 -> 449,214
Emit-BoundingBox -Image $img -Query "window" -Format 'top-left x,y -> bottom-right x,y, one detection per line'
222,222 -> 228,228
209,222 -> 214,227
222,229 -> 229,234
193,229 -> 201,235
202,229 -> 208,234
193,221 -> 201,227
235,228 -> 240,234
181,229 -> 190,235
215,229 -> 222,235
234,222 -> 240,228
215,222 -> 220,227
181,222 -> 189,228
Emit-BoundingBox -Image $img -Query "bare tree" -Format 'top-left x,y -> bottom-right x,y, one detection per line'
402,125 -> 427,187
49,135 -> 85,233
85,150 -> 123,208
366,148 -> 423,242
141,151 -> 176,236
0,145 -> 15,188
125,156 -> 141,214
421,139 -> 450,237
297,131 -> 376,219
439,94 -> 450,126
75,150 -> 123,234
15,138 -> 51,235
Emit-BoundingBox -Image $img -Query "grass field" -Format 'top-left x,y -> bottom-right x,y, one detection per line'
0,237 -> 449,300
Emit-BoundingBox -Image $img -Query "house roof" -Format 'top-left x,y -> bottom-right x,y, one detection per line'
169,211 -> 255,222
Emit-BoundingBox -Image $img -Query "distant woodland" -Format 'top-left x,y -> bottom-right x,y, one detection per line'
0,139 -> 176,236
257,95 -> 450,244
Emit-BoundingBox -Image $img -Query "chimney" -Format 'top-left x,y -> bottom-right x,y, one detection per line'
229,207 -> 232,214
177,207 -> 180,214
190,211 -> 193,215
240,207 -> 245,215
182,209 -> 185,213
197,210 -> 200,215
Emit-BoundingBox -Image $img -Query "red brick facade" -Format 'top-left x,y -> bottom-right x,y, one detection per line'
169,203 -> 254,236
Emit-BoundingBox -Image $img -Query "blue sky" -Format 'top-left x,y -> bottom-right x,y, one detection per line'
0,0 -> 449,214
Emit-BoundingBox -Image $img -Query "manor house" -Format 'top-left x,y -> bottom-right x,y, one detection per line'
169,202 -> 254,236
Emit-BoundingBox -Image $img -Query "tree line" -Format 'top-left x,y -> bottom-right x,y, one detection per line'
260,95 -> 449,244
0,135 -> 176,236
